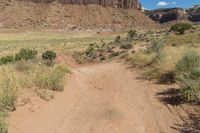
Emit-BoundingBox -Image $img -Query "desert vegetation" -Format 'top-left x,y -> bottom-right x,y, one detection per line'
127,24 -> 200,103
72,24 -> 200,105
0,30 -> 127,132
170,23 -> 192,34
0,0 -> 199,132
176,51 -> 200,102
0,42 -> 71,132
0,22 -> 199,133
73,31 -> 135,64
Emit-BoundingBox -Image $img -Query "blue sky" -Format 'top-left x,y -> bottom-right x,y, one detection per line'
141,0 -> 200,10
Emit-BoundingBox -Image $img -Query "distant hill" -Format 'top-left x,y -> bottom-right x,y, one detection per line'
18,0 -> 140,9
0,0 -> 155,30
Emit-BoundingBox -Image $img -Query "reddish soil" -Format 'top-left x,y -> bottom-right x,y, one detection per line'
8,61 -> 195,133
56,54 -> 80,68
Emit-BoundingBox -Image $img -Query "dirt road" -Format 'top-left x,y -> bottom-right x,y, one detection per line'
8,62 -> 187,133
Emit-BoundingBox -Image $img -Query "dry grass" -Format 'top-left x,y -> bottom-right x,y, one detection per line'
0,31 -> 126,56
127,24 -> 200,81
164,25 -> 200,46
0,30 -> 123,113
0,60 -> 71,113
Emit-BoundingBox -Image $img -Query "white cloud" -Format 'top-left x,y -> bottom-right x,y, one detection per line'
157,1 -> 168,6
157,1 -> 177,6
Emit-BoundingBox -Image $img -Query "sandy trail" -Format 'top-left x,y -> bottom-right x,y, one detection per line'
8,62 -> 187,133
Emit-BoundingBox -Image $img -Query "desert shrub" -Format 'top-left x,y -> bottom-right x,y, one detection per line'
42,51 -> 57,62
55,65 -> 71,74
42,51 -> 57,66
114,35 -> 121,43
148,40 -> 164,53
143,52 -> 167,79
176,51 -> 200,76
73,51 -> 86,64
128,51 -> 156,68
36,65 -> 69,91
15,48 -> 37,61
14,60 -> 31,72
36,89 -> 54,101
153,50 -> 166,64
109,51 -> 120,58
74,43 -> 109,63
120,41 -> 133,49
0,56 -> 14,65
127,30 -> 137,40
85,44 -> 96,56
143,67 -> 160,80
170,23 -> 192,34
0,115 -> 7,133
0,76 -> 18,112
129,40 -> 166,80
176,51 -> 200,102
74,41 -> 131,63
109,51 -> 127,59
158,71 -> 176,84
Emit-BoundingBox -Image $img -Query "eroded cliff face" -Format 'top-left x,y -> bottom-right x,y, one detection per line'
146,6 -> 200,23
20,0 -> 139,9
188,14 -> 200,22
187,5 -> 200,22
146,8 -> 188,23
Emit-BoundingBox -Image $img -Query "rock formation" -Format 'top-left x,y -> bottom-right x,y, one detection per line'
20,0 -> 139,9
187,5 -> 200,22
0,0 -> 155,29
188,14 -> 200,22
146,8 -> 188,23
146,5 -> 200,23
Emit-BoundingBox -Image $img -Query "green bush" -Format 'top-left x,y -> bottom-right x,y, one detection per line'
127,30 -> 137,40
85,44 -> 96,56
0,56 -> 14,65
170,23 -> 192,34
120,41 -> 132,49
15,48 -> 37,61
42,51 -> 57,62
158,71 -> 176,84
114,35 -> 121,43
36,65 -> 69,91
176,51 -> 200,102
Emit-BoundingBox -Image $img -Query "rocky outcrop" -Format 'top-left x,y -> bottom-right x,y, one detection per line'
146,8 -> 188,23
188,14 -> 200,22
187,5 -> 200,22
146,5 -> 200,23
20,0 -> 139,9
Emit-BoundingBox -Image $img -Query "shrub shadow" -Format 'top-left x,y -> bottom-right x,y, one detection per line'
172,109 -> 200,133
156,88 -> 200,133
156,88 -> 182,106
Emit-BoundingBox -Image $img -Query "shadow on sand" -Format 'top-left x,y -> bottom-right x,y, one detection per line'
156,88 -> 182,106
156,88 -> 200,133
172,109 -> 200,133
